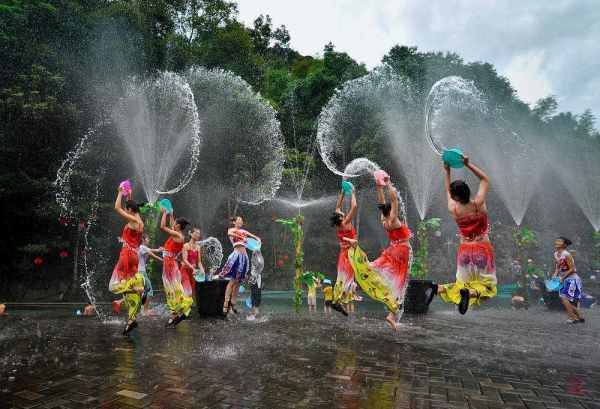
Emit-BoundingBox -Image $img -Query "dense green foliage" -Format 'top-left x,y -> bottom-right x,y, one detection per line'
1,1 -> 598,298
410,218 -> 441,279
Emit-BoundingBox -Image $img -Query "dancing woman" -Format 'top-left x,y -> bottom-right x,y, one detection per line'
220,216 -> 260,316
552,237 -> 584,323
160,208 -> 192,327
109,188 -> 145,335
429,156 -> 497,314
330,187 -> 358,316
180,227 -> 204,299
349,176 -> 412,330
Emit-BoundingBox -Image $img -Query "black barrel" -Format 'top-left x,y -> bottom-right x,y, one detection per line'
196,279 -> 228,318
403,279 -> 433,314
542,289 -> 564,311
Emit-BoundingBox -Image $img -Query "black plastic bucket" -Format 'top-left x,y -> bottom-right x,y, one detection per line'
196,279 -> 228,318
403,279 -> 433,314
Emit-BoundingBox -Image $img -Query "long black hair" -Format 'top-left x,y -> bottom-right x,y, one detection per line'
125,200 -> 146,214
449,180 -> 471,204
377,203 -> 392,217
176,217 -> 190,231
330,212 -> 343,227
557,236 -> 572,247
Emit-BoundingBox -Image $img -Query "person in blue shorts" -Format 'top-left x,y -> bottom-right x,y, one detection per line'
552,237 -> 584,324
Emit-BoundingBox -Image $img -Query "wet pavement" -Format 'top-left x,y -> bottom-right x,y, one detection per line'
1,298 -> 599,409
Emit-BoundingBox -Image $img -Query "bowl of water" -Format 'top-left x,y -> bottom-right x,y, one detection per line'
246,238 -> 261,251
545,277 -> 562,292
341,180 -> 354,195
442,148 -> 464,168
159,198 -> 173,214
119,180 -> 132,197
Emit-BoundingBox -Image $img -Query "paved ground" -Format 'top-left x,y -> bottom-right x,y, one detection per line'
1,299 -> 599,409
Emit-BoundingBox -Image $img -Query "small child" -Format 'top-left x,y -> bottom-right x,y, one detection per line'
138,236 -> 163,314
307,277 -> 321,312
83,303 -> 96,316
553,236 -> 584,324
322,279 -> 333,314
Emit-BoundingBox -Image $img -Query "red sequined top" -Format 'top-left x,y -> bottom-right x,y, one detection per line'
122,225 -> 142,249
455,207 -> 489,241
164,237 -> 184,257
386,225 -> 412,242
185,248 -> 199,266
337,226 -> 356,248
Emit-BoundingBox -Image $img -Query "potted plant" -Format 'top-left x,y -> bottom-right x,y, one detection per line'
404,218 -> 440,314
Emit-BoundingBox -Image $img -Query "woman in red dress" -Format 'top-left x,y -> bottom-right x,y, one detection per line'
429,156 -> 497,314
349,176 -> 412,330
180,227 -> 204,299
109,187 -> 144,336
330,187 -> 358,316
160,208 -> 191,327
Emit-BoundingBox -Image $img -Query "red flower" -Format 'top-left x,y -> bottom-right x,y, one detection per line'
276,260 -> 285,268
33,257 -> 43,266
59,216 -> 68,226
59,250 -> 69,259
283,254 -> 289,261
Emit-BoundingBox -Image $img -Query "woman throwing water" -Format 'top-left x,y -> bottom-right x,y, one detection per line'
349,175 -> 412,330
109,188 -> 145,336
330,187 -> 358,316
220,216 -> 260,316
160,208 -> 192,327
429,156 -> 497,314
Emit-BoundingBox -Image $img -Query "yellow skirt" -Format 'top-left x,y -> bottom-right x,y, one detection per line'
439,277 -> 497,307
109,272 -> 145,321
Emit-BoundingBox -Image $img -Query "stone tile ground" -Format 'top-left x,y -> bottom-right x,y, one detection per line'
1,301 -> 599,408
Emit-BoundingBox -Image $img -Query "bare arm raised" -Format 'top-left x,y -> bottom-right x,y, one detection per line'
463,156 -> 490,207
114,190 -> 139,225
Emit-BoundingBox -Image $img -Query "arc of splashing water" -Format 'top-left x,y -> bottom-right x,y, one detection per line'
54,125 -> 99,217
184,66 -> 285,206
116,72 -> 202,201
424,75 -> 487,157
154,75 -> 201,197
198,237 -> 223,274
316,66 -> 413,179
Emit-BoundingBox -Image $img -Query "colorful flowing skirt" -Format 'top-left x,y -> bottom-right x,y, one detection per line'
333,247 -> 355,304
162,257 -> 193,316
109,246 -> 144,320
560,275 -> 583,303
220,250 -> 249,282
180,265 -> 196,298
440,241 -> 497,306
349,241 -> 411,314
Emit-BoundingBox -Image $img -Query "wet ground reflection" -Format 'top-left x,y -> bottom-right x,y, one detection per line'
1,298 -> 599,408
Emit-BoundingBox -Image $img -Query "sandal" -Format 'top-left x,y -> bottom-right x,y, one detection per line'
123,320 -> 138,336
331,303 -> 348,317
172,314 -> 186,327
165,316 -> 177,328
